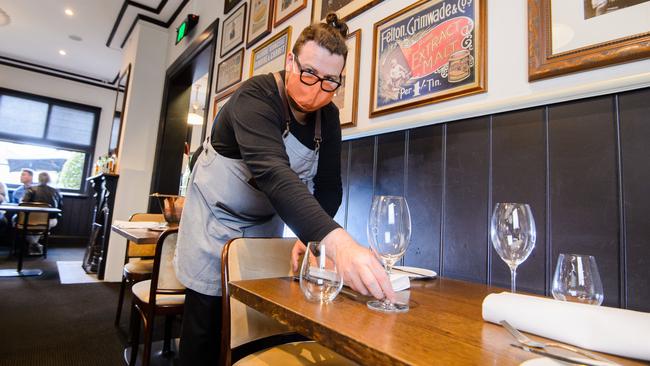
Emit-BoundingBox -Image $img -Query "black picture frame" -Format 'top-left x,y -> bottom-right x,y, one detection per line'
221,3 -> 247,58
109,64 -> 131,158
224,0 -> 244,14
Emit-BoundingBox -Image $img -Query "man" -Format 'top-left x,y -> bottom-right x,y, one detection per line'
22,172 -> 63,255
12,168 -> 34,203
175,13 -> 394,365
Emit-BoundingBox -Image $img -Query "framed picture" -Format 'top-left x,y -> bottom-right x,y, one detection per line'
529,0 -> 650,81
221,3 -> 247,58
212,84 -> 241,121
312,0 -> 383,23
109,64 -> 131,159
274,0 -> 307,26
369,0 -> 487,117
250,26 -> 292,77
247,0 -> 274,48
224,0 -> 244,14
333,29 -> 361,128
216,48 -> 244,93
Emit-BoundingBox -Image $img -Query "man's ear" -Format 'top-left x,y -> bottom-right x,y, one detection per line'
285,52 -> 294,72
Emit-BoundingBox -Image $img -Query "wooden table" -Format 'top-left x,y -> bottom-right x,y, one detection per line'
0,204 -> 62,277
110,225 -> 167,244
230,277 -> 643,366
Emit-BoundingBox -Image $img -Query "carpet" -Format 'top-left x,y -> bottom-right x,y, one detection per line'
56,260 -> 101,284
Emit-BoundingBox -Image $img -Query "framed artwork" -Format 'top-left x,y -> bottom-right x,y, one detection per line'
109,64 -> 131,159
333,29 -> 361,128
221,3 -> 247,58
250,26 -> 292,77
247,0 -> 274,48
212,84 -> 241,121
224,0 -> 244,14
369,0 -> 487,117
274,0 -> 307,27
312,0 -> 383,23
529,0 -> 650,81
216,48 -> 244,93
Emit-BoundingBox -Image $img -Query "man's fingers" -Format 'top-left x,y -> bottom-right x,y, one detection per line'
370,263 -> 396,302
345,270 -> 368,296
358,266 -> 385,300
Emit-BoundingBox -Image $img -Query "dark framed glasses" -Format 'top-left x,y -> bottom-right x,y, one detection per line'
293,56 -> 341,92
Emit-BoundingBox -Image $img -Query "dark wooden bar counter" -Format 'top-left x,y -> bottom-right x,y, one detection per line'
229,277 -> 644,366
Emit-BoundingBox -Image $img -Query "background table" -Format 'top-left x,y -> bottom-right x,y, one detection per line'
110,225 -> 170,244
230,277 -> 643,366
0,204 -> 62,277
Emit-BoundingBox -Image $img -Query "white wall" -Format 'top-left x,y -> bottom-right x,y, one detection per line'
0,63 -> 115,163
103,22 -> 169,281
166,0 -> 650,140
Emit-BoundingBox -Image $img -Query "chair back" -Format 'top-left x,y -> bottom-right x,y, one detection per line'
148,228 -> 185,305
125,213 -> 163,260
222,237 -> 296,353
17,202 -> 51,229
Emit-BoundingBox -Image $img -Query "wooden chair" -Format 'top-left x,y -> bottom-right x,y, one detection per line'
128,228 -> 185,366
16,202 -> 52,258
115,213 -> 163,327
221,237 -> 358,366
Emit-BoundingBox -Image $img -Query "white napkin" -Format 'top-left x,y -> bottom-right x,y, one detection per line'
389,272 -> 410,291
482,292 -> 650,361
113,220 -> 161,229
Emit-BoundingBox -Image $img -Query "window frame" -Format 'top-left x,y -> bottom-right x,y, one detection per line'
0,87 -> 101,194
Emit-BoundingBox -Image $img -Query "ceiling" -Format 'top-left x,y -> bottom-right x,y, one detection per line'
0,0 -> 184,84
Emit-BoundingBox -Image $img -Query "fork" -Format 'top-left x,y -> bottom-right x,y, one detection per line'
499,320 -> 621,365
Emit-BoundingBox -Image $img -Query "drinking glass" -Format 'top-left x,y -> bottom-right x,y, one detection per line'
366,195 -> 411,313
551,254 -> 604,305
490,203 -> 536,293
299,241 -> 343,303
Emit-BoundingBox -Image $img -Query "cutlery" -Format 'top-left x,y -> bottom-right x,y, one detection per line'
500,320 -> 619,365
511,343 -> 605,366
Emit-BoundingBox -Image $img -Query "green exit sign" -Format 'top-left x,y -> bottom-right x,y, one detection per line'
176,14 -> 199,45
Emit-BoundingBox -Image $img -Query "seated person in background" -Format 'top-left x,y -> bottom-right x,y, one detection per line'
12,168 -> 34,203
21,172 -> 63,255
0,181 -> 8,240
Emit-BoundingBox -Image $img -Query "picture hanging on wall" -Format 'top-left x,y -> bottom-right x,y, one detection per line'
274,0 -> 307,27
247,0 -> 274,48
221,3 -> 247,58
216,48 -> 244,93
369,0 -> 487,117
224,0 -> 244,14
212,83 -> 241,121
333,29 -> 361,128
250,26 -> 292,77
528,0 -> 650,81
311,0 -> 383,23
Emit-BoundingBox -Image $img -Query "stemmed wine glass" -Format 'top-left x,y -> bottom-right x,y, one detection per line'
490,203 -> 536,293
366,195 -> 411,313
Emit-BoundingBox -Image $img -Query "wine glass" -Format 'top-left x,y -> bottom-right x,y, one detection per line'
366,195 -> 411,313
551,254 -> 604,305
490,203 -> 536,293
299,241 -> 343,303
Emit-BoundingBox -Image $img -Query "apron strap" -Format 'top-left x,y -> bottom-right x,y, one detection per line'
273,72 -> 323,152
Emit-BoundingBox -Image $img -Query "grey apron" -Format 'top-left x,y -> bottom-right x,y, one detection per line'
175,73 -> 322,296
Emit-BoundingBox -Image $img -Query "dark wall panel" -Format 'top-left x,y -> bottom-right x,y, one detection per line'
619,88 -> 650,312
491,108 -> 547,294
405,125 -> 443,271
443,117 -> 490,282
333,141 -> 349,228
375,131 -> 406,196
548,96 -> 620,307
52,196 -> 94,241
346,137 -> 375,246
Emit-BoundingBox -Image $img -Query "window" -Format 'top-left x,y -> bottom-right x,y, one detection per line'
0,88 -> 99,193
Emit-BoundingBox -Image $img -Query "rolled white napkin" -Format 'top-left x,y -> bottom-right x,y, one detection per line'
482,292 -> 650,361
113,220 -> 161,229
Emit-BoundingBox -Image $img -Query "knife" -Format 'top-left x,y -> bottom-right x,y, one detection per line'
510,344 -> 605,366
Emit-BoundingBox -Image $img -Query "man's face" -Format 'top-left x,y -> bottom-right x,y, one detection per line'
20,171 -> 32,185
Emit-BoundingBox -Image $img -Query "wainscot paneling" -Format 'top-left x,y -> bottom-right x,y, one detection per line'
346,137 -> 375,245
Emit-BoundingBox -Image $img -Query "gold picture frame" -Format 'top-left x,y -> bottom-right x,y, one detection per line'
528,0 -> 650,81
212,83 -> 241,121
250,26 -> 292,77
369,0 -> 487,117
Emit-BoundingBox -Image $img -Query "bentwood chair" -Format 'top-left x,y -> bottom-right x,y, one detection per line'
16,202 -> 52,258
115,213 -> 164,327
128,228 -> 185,366
221,237 -> 358,366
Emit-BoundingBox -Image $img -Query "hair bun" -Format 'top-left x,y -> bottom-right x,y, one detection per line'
325,13 -> 348,38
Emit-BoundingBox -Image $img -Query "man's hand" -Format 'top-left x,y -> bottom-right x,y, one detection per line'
291,240 -> 307,273
321,228 -> 395,302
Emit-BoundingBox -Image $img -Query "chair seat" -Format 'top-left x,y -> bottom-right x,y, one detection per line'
132,280 -> 185,306
16,224 -> 49,231
234,341 -> 358,366
124,259 -> 154,274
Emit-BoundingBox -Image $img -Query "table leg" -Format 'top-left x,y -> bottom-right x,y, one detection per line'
0,212 -> 43,278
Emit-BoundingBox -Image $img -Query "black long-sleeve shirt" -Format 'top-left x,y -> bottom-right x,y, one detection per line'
22,184 -> 63,218
211,72 -> 342,243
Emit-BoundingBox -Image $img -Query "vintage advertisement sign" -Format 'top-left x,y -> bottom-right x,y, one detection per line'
370,0 -> 486,116
250,27 -> 292,76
